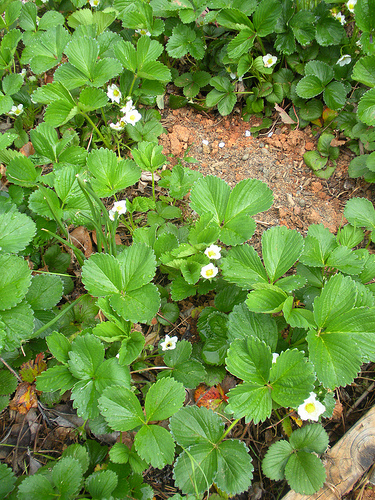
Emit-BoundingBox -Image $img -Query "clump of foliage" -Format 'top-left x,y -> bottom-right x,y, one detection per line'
1,0 -> 375,498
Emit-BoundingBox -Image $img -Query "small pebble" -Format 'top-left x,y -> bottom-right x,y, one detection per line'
298,199 -> 306,207
259,142 -> 265,148
245,130 -> 251,137
218,141 -> 225,148
202,139 -> 209,145
242,153 -> 250,161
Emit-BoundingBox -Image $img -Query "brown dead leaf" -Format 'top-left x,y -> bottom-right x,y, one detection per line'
9,382 -> 38,414
330,138 -> 346,147
44,73 -> 54,84
331,400 -> 343,421
70,226 -> 93,258
19,142 -> 35,157
274,103 -> 296,124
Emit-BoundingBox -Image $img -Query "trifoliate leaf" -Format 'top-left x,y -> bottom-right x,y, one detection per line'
227,303 -> 278,350
135,425 -> 175,469
307,329 -> 361,389
226,383 -> 272,423
81,253 -> 122,297
98,385 -> 145,431
313,274 -> 357,329
85,470 -> 118,499
226,337 -> 271,384
262,440 -> 293,480
0,211 -> 36,254
270,349 -> 315,407
216,440 -> 253,495
289,424 -> 329,454
145,377 -> 185,422
0,463 -> 16,498
26,274 -> 63,310
173,443 -> 217,495
285,451 -> 326,495
170,406 -> 224,447
262,226 -> 304,282
52,457 -> 83,498
221,244 -> 268,288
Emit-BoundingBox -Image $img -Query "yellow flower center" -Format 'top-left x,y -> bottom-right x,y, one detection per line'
113,89 -> 119,96
165,341 -> 172,348
305,402 -> 316,413
129,114 -> 136,121
208,250 -> 215,257
205,269 -> 214,277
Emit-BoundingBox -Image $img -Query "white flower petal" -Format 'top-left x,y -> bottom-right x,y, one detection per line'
160,335 -> 178,351
201,263 -> 218,279
204,244 -> 221,260
297,392 -> 326,421
337,54 -> 352,66
124,108 -> 142,126
263,54 -> 277,68
107,84 -> 122,104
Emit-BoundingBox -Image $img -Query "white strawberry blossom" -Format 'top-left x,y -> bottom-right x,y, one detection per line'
9,104 -> 23,116
110,121 -> 124,131
263,54 -> 277,68
297,392 -> 326,421
124,108 -> 142,126
135,28 -> 151,36
120,99 -> 134,114
109,200 -> 127,221
89,0 -> 100,7
204,244 -> 221,260
107,84 -> 122,104
160,334 -> 178,351
201,263 -> 218,279
346,0 -> 356,12
337,54 -> 352,66
332,11 -> 346,25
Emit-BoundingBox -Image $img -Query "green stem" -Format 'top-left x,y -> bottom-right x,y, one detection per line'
33,295 -> 86,338
43,195 -> 69,240
100,107 -> 107,127
128,74 -> 138,98
151,171 -> 156,203
77,178 -> 118,253
256,36 -> 266,56
219,418 -> 241,442
76,177 -> 108,253
41,229 -> 85,267
126,212 -> 135,232
81,112 -> 111,149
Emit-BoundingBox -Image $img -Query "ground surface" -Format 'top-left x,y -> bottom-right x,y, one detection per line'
159,106 -> 375,238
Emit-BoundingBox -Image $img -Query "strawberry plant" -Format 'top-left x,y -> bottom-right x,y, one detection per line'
1,0 -> 375,497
